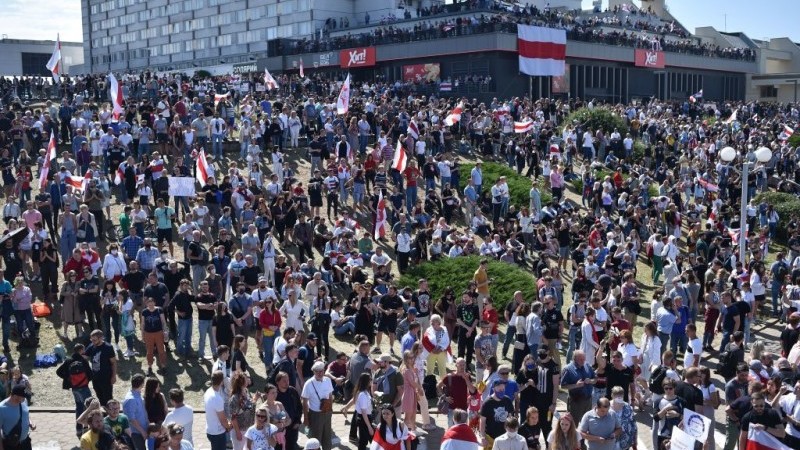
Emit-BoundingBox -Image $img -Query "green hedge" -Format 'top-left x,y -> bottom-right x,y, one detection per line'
561,107 -> 629,136
461,162 -> 552,209
754,192 -> 800,242
396,256 -> 537,315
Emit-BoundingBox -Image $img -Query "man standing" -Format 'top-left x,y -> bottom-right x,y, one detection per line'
456,293 -> 479,369
604,351 -> 635,404
187,230 -> 208,292
738,392 -> 785,450
560,350 -> 596,421
293,215 -> 314,263
502,291 -> 523,360
473,259 -> 490,315
376,286 -> 403,354
164,388 -> 194,445
373,354 -> 404,407
578,398 -> 621,450
204,371 -> 231,450
530,345 -> 560,440
302,361 -> 335,450
122,373 -> 148,450
85,329 -> 117,406
491,417 -> 527,450
0,386 -> 35,449
480,380 -> 515,449
655,298 -> 680,351
411,279 -> 433,331
541,296 -> 564,366
56,343 -> 93,437
276,371 -> 303,450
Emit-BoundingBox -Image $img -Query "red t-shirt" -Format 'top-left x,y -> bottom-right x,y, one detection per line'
403,167 -> 419,187
483,308 -> 499,335
443,373 -> 469,409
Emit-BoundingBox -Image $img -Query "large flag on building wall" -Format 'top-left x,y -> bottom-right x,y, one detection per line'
263,69 -> 279,90
444,101 -> 464,126
374,190 -> 387,240
518,25 -> 566,76
46,34 -> 62,83
38,134 -> 57,190
108,72 -> 124,120
746,428 -> 791,450
337,74 -> 351,115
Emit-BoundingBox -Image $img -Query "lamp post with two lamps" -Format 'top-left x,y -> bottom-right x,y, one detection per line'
718,145 -> 773,265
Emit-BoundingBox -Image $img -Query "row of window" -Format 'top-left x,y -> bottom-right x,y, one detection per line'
90,0 -> 309,24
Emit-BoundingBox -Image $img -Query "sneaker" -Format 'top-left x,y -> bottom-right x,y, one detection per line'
371,347 -> 381,354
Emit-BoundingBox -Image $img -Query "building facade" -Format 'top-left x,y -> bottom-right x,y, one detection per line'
0,39 -> 83,76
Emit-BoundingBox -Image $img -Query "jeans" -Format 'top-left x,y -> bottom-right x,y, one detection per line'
658,331 -> 670,351
723,419 -> 739,450
719,331 -> 732,353
198,319 -> 217,359
177,317 -> 193,356
669,333 -> 687,354
772,280 -> 783,315
405,186 -> 417,212
1,314 -> 9,348
333,321 -> 356,336
262,334 -> 276,366
566,326 -> 580,363
207,432 -> 227,450
502,325 -> 516,357
211,133 -> 224,158
14,309 -> 34,337
102,312 -> 120,344
744,317 -> 752,344
72,386 -> 92,432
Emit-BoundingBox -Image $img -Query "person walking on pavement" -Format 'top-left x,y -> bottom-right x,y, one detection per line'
301,361 -> 334,450
0,385 -> 36,450
85,329 -> 117,406
56,343 -> 93,437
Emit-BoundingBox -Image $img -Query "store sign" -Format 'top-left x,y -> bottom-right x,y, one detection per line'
340,47 -> 376,68
232,62 -> 258,74
403,63 -> 441,82
634,49 -> 665,68
318,52 -> 336,67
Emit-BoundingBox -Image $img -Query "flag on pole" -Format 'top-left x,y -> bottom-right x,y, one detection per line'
374,190 -> 387,240
336,74 -> 351,115
440,424 -> 480,450
108,72 -> 124,120
263,69 -> 279,90
696,177 -> 719,193
114,162 -> 126,185
724,109 -> 739,124
444,101 -> 464,126
213,92 -> 229,107
517,25 -> 567,76
45,34 -> 62,83
299,59 -> 305,78
407,120 -> 420,140
689,89 -> 703,103
746,428 -> 791,450
392,141 -> 408,173
514,119 -> 534,134
38,134 -> 57,190
781,125 -> 795,141
65,175 -> 84,189
196,149 -> 210,186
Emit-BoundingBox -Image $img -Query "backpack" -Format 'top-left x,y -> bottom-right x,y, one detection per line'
717,349 -> 737,380
69,360 -> 89,389
776,262 -> 789,284
648,365 -> 668,395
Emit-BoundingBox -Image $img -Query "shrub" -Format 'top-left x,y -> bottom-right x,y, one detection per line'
561,107 -> 628,136
195,69 -> 212,79
396,256 -> 537,315
754,192 -> 800,242
788,134 -> 800,148
461,162 -> 552,209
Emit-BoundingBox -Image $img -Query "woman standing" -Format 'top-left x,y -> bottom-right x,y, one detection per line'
260,384 -> 288,449
76,204 -> 98,248
697,367 -> 719,450
213,302 -> 236,349
144,377 -> 168,427
38,237 -> 59,305
547,413 -> 580,450
411,342 -> 433,430
229,371 -> 258,450
353,372 -> 374,450
434,287 -> 457,340
653,379 -> 684,449
376,405 -> 408,450
311,288 -> 331,359
640,321 -> 662,379
58,205 -> 78,262
259,298 -> 281,366
231,335 -> 250,375
140,296 -> 168,375
244,406 -> 278,450
119,289 -> 138,358
165,422 -> 194,450
400,351 -> 421,431
702,281 -> 721,351
610,385 -> 636,450
59,270 -> 83,339
512,303 -> 530,373
100,280 -> 120,348
518,407 -> 542,450
10,277 -> 34,339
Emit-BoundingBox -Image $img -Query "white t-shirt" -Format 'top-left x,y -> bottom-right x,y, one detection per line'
272,336 -> 288,365
684,337 -> 703,368
355,391 -> 372,415
164,405 -> 194,444
244,423 -> 277,450
204,387 -> 226,435
618,343 -> 640,368
779,393 -> 800,438
301,377 -> 334,412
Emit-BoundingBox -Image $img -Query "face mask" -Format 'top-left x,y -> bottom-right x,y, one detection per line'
612,397 -> 624,405
525,363 -> 535,370
111,250 -> 118,256
506,432 -> 517,439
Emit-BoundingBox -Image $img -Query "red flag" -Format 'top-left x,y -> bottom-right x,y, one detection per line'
38,134 -> 57,190
114,162 -> 125,186
518,25 -> 566,76
65,175 -> 84,189
374,190 -> 387,240
441,424 -> 480,450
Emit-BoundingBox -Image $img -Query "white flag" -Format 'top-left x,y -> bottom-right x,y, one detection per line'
263,69 -> 279,90
46,34 -> 62,83
336,74 -> 351,115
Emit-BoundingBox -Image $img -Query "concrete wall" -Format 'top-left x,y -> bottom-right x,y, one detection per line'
0,40 -> 84,76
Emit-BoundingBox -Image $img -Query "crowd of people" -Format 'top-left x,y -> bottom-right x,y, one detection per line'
2,66 -> 800,450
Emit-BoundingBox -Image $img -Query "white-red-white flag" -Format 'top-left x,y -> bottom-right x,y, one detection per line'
263,69 -> 279,90
336,74 -> 351,115
782,125 -> 794,141
514,119 -> 534,133
38,133 -> 57,190
65,175 -> 84,189
440,424 -> 480,450
214,92 -> 229,107
407,120 -> 420,140
108,72 -> 124,120
299,59 -> 305,78
196,148 -> 210,187
374,190 -> 387,240
46,34 -> 62,83
392,141 -> 408,173
746,428 -> 790,450
518,25 -> 566,76
444,101 -> 464,126
114,162 -> 125,186
81,169 -> 93,194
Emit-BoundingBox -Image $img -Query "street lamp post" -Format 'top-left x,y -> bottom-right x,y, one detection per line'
719,146 -> 773,265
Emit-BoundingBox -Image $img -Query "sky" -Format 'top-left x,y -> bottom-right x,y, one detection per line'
0,0 -> 797,44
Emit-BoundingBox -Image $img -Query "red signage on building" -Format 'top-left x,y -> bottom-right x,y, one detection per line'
634,49 -> 665,68
339,47 -> 376,68
402,63 -> 441,82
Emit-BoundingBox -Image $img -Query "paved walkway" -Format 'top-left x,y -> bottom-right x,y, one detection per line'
30,407 -> 447,450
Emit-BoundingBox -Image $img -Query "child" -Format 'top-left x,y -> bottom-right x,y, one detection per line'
467,386 -> 481,432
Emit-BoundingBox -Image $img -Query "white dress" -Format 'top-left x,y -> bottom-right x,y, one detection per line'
640,335 -> 662,379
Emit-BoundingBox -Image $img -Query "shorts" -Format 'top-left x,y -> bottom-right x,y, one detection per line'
157,133 -> 169,143
156,228 -> 173,243
559,246 -> 569,258
755,294 -> 766,303
378,316 -> 397,333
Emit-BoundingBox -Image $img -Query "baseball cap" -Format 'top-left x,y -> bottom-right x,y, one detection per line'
306,332 -> 317,340
407,307 -> 418,315
305,438 -> 321,450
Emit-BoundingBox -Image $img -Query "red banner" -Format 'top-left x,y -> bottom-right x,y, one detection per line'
339,47 -> 376,68
634,49 -> 665,68
402,63 -> 441,82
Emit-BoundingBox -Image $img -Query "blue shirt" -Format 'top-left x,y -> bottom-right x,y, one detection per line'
560,362 -> 595,398
670,306 -> 690,337
401,332 -> 416,354
464,185 -> 477,203
122,390 -> 147,436
471,167 -> 482,186
0,399 -> 30,441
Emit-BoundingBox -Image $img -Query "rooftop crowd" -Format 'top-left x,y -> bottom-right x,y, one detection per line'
0,68 -> 799,450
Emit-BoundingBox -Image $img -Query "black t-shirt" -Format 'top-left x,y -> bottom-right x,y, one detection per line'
735,301 -> 751,328
141,307 -> 164,333
456,303 -> 479,327
531,360 -> 560,401
541,308 -> 563,339
213,313 -> 235,345
741,408 -> 782,433
195,292 -> 217,321
722,303 -> 740,332
231,348 -> 249,373
605,365 -> 634,402
379,294 -> 403,319
172,291 -> 194,319
86,342 -> 116,380
122,271 -> 147,294
729,395 -> 752,421
411,290 -> 432,318
518,422 -> 542,450
674,380 -> 703,412
143,282 -> 169,308
240,265 -> 261,286
481,396 -> 515,438
79,276 -> 100,297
